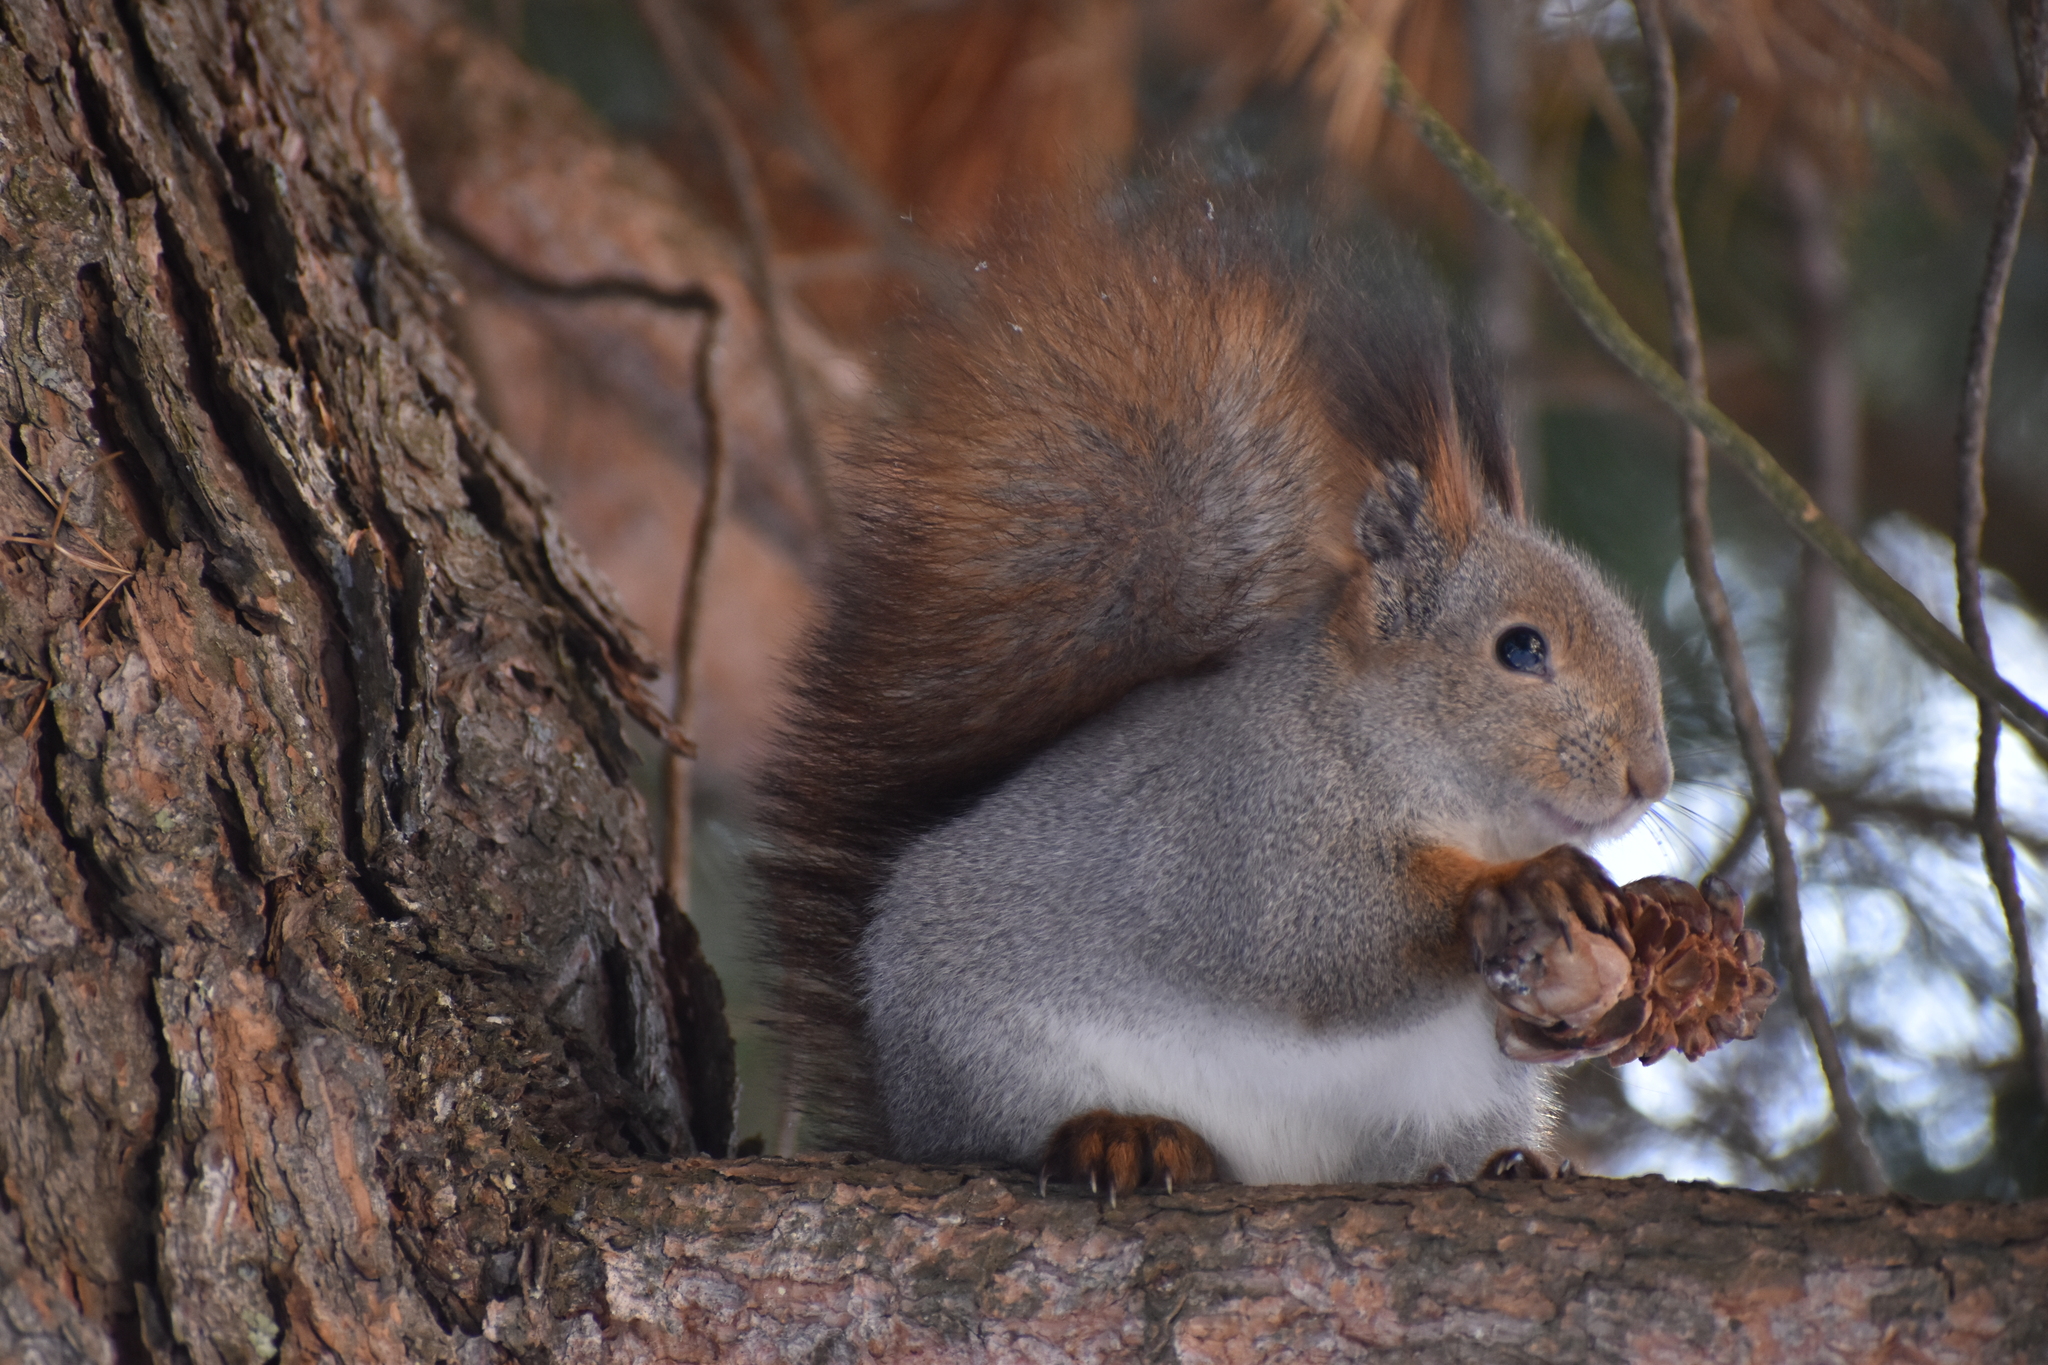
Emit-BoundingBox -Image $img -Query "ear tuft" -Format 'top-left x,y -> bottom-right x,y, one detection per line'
1354,461 -> 1464,636
1353,462 -> 1428,561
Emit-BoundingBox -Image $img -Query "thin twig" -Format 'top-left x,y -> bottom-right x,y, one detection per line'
1362,45 -> 2048,758
7,451 -> 141,628
426,223 -> 708,758
633,0 -> 833,531
47,469 -> 80,543
20,683 -> 50,737
3,535 -> 129,575
661,306 -> 729,901
77,572 -> 137,631
10,447 -> 131,569
10,447 -> 61,508
1811,787 -> 2048,865
775,1091 -> 803,1161
1951,0 -> 2046,1112
1634,0 -> 1884,1194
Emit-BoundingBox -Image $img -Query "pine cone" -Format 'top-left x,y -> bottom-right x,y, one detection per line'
1495,875 -> 1777,1066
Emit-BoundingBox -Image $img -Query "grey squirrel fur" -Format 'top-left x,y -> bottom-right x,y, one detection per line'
755,185 -> 1672,1186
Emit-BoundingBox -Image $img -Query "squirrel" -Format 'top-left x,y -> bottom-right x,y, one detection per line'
754,183 -> 1673,1194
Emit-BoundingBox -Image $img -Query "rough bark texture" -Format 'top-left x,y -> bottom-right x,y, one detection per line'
0,0 -> 731,1357
4,0 -> 2048,1361
339,0 -> 841,787
488,1157 -> 2048,1364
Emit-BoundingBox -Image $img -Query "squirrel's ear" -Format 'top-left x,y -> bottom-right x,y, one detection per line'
1352,461 -> 1430,561
1352,462 -> 1457,635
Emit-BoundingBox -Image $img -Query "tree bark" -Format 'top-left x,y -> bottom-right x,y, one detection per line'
2,1 -> 2045,1362
482,1156 -> 2048,1363
0,0 -> 730,1357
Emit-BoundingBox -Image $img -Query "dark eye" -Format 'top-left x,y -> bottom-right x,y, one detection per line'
1496,626 -> 1548,675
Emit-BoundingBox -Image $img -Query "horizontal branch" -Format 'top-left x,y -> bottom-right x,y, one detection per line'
500,1157 -> 2048,1360
1377,62 -> 2048,761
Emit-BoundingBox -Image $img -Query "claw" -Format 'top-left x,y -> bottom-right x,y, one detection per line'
1470,846 -> 1632,1031
1038,1167 -> 1049,1198
1040,1110 -> 1218,1202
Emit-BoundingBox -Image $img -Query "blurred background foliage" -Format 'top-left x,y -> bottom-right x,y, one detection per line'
468,0 -> 2046,1197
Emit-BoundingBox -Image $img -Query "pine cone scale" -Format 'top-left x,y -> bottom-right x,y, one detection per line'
1485,872 -> 1778,1068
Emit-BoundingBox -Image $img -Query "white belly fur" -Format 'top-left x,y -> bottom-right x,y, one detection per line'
1045,990 -> 1536,1184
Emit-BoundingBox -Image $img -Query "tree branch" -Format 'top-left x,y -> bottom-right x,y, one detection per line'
474,1156 -> 2048,1360
1364,44 -> 2048,760
1951,0 -> 2047,1114
1632,0 -> 1884,1195
661,306 -> 729,901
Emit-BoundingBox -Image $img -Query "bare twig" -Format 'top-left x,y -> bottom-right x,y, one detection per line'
76,572 -> 137,631
1633,0 -> 1884,1194
775,1093 -> 803,1161
20,683 -> 50,737
633,0 -> 832,530
10,447 -> 131,570
1952,0 -> 2046,1111
421,226 -> 706,756
1808,786 -> 2048,858
7,450 -> 140,626
3,535 -> 129,575
10,447 -> 62,508
1363,47 -> 2048,758
660,301 -> 730,902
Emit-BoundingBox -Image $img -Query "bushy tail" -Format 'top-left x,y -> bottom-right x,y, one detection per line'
754,185 -> 1520,1146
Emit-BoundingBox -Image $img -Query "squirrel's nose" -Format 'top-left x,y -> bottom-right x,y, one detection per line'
1625,750 -> 1674,805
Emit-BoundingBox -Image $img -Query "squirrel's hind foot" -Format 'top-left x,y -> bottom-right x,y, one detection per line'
1039,1110 -> 1218,1204
1477,1148 -> 1576,1180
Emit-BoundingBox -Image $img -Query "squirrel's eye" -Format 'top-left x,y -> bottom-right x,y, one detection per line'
1496,626 -> 1548,675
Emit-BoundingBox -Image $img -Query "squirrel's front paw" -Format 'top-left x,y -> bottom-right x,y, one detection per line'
1039,1110 -> 1217,1204
1465,845 -> 1638,1060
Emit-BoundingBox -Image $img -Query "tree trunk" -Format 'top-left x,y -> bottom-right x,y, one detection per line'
0,0 -> 730,1357
2,1 -> 2044,1362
